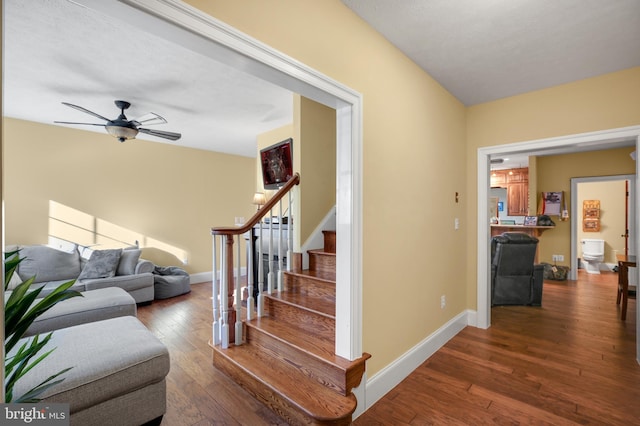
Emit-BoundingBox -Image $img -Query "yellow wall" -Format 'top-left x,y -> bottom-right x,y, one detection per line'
3,118 -> 257,274
255,95 -> 336,248
467,67 -> 640,308
296,95 -> 336,244
185,0 -> 467,375
535,148 -> 635,265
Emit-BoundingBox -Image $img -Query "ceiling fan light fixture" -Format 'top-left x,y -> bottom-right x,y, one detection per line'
105,124 -> 138,142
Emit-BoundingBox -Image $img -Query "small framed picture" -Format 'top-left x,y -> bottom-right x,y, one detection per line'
524,216 -> 538,226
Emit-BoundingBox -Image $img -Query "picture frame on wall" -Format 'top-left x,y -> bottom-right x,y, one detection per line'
524,216 -> 538,226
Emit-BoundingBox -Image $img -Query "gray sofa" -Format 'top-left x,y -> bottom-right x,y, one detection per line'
11,287 -> 169,425
8,244 -> 155,303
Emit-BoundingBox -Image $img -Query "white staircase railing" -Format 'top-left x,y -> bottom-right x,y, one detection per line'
211,173 -> 300,348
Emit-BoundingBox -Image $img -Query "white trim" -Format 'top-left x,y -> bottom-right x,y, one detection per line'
189,269 -> 246,285
75,0 -> 363,361
477,125 -> 640,332
362,310 -> 469,412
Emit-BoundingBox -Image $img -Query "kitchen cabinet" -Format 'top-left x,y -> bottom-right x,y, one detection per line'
490,170 -> 507,187
508,182 -> 529,215
491,167 -> 529,216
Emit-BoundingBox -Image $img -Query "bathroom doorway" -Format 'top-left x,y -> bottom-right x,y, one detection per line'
570,174 -> 636,281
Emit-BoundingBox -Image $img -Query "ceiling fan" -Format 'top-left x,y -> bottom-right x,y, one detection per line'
54,100 -> 182,143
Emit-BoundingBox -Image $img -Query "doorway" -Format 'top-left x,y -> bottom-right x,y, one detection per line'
477,126 -> 640,361
571,175 -> 636,281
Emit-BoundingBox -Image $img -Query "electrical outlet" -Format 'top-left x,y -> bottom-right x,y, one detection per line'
552,254 -> 564,262
557,255 -> 564,262
440,295 -> 446,309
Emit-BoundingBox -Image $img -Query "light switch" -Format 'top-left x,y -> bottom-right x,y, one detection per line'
454,218 -> 460,230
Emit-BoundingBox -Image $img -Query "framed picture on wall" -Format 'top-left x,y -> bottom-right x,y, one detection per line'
524,216 -> 538,226
543,192 -> 563,216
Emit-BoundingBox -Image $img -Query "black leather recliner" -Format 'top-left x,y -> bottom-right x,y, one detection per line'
491,232 -> 544,306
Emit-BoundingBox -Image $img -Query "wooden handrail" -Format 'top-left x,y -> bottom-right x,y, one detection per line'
211,172 -> 300,236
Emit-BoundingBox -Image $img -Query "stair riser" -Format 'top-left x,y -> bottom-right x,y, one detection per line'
213,348 -> 352,425
323,231 -> 336,254
284,274 -> 336,299
266,297 -> 335,334
246,325 -> 348,395
309,253 -> 336,280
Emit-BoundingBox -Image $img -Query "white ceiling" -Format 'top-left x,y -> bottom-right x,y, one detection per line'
342,0 -> 640,106
3,0 -> 639,159
3,0 -> 293,157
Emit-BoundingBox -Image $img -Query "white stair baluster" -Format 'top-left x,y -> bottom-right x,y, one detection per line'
212,235 -> 220,345
267,207 -> 275,294
235,234 -> 243,345
220,238 -> 229,349
287,190 -> 293,272
277,199 -> 284,291
246,226 -> 255,321
257,221 -> 265,317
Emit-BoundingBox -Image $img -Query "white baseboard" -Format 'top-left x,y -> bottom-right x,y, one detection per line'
359,310 -> 471,414
189,267 -> 247,284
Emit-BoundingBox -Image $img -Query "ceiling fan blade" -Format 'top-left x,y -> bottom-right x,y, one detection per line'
54,121 -> 106,126
61,102 -> 111,122
138,127 -> 182,141
132,112 -> 167,127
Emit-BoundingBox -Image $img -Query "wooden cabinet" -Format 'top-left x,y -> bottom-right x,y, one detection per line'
492,167 -> 529,216
490,171 -> 507,187
507,182 -> 529,215
507,168 -> 528,183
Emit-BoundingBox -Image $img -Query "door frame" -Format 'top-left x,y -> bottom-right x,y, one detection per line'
570,175 -> 636,280
477,125 -> 640,363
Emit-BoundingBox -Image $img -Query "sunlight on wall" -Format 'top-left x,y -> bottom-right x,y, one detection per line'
48,200 -> 188,263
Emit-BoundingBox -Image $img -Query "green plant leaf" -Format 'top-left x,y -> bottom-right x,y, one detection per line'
4,253 -> 79,402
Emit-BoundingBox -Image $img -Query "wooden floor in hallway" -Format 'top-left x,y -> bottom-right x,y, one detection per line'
354,270 -> 639,425
137,270 -> 638,425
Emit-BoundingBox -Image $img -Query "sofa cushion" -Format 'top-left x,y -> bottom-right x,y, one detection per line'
17,245 -> 81,283
25,287 -> 137,336
11,316 -> 170,415
78,249 -> 122,280
116,248 -> 141,276
81,272 -> 154,293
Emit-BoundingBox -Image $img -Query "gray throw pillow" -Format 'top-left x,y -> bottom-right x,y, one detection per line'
18,245 -> 81,283
117,248 -> 141,276
78,249 -> 122,280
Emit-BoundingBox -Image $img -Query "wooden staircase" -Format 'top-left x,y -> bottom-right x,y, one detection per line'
212,230 -> 370,425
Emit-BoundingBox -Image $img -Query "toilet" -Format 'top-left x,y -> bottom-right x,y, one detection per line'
581,239 -> 605,274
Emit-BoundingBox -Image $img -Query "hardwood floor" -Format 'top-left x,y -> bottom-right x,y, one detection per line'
138,271 -> 638,425
355,271 -> 639,425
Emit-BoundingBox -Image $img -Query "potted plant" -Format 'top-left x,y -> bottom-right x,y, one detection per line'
4,249 -> 82,402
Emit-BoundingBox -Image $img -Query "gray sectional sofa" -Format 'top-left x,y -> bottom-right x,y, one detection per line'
8,244 -> 155,303
11,288 -> 170,425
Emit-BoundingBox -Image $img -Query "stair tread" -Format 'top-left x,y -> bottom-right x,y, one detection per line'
285,269 -> 336,285
308,249 -> 336,257
214,343 -> 357,421
284,269 -> 336,282
268,291 -> 335,317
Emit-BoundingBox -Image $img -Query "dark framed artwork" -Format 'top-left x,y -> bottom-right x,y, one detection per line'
260,138 -> 293,190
